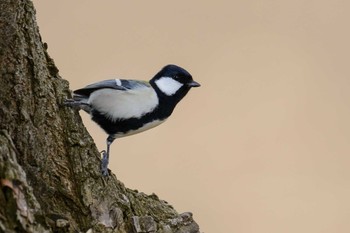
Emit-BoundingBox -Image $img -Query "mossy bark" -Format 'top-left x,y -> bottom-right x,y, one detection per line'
0,1 -> 200,232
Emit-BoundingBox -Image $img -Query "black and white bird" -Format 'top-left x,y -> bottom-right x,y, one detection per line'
65,64 -> 200,176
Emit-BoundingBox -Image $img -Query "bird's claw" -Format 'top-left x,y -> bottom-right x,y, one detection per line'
100,150 -> 107,158
63,99 -> 75,106
101,167 -> 109,176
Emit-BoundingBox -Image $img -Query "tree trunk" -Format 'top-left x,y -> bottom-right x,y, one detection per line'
0,1 -> 200,232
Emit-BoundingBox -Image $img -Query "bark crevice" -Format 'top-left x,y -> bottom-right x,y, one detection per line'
0,1 -> 200,233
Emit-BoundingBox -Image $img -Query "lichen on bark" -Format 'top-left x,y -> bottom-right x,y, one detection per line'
0,1 -> 200,232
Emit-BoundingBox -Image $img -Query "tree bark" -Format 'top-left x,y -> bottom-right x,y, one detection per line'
0,1 -> 200,232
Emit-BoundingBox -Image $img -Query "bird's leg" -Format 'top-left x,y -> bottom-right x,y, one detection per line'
101,135 -> 115,176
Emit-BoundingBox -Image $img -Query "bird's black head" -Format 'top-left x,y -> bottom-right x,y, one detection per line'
150,64 -> 200,105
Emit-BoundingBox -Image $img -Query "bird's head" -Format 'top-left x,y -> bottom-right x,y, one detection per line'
151,64 -> 200,103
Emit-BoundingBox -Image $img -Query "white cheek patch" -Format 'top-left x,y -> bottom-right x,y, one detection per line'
155,77 -> 183,96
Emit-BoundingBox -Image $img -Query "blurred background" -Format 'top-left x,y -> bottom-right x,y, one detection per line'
33,1 -> 350,233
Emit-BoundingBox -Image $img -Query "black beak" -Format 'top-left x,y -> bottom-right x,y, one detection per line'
186,80 -> 201,88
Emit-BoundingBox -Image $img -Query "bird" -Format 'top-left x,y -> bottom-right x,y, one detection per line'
64,64 -> 200,176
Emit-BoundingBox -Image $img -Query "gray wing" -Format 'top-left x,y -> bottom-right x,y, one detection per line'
73,79 -> 150,96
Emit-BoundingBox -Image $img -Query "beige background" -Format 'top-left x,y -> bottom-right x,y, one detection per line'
33,1 -> 350,232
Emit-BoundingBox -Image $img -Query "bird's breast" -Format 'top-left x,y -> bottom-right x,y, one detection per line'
88,87 -> 159,120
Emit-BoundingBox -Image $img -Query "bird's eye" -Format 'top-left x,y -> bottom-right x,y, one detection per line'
174,75 -> 180,80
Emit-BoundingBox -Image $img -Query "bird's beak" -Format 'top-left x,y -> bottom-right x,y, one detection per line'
186,80 -> 201,88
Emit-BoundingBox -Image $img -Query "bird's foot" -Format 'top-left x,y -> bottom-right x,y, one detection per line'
100,150 -> 109,176
63,99 -> 76,106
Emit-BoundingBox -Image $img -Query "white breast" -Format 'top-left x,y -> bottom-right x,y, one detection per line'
88,86 -> 159,120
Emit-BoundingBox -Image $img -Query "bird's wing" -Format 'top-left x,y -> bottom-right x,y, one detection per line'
73,79 -> 151,96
